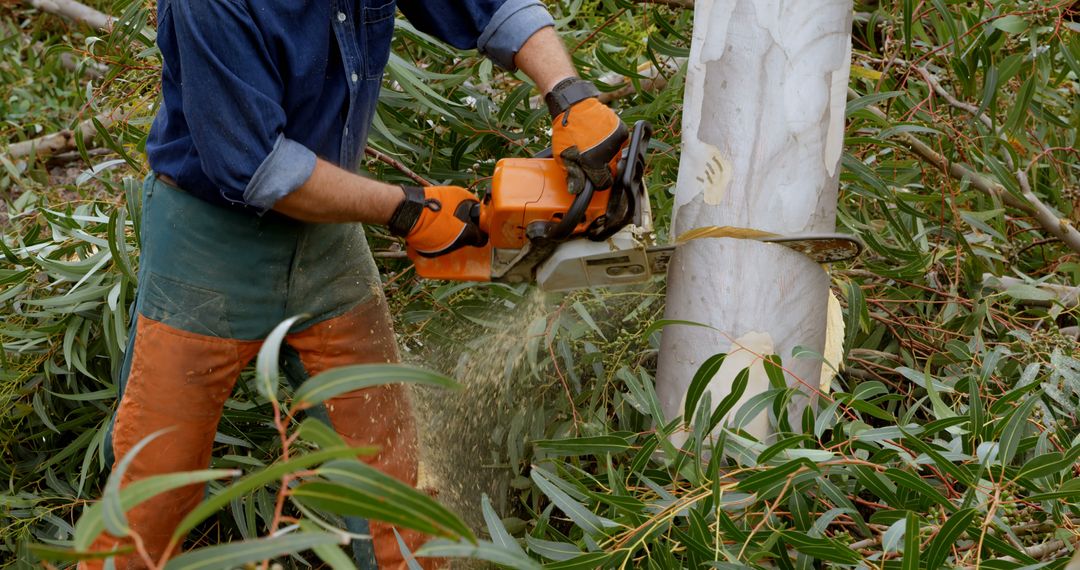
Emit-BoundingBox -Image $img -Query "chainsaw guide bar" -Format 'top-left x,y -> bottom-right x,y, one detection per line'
645,233 -> 864,275
537,233 -> 863,291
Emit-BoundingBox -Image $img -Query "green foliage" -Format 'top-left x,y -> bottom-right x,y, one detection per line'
503,350 -> 1079,567
2,0 -> 1079,568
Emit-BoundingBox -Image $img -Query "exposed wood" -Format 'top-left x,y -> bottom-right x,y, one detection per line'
23,0 -> 114,32
3,111 -> 118,162
656,0 -> 854,439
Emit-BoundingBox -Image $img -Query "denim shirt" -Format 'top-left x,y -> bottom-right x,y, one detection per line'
145,0 -> 553,212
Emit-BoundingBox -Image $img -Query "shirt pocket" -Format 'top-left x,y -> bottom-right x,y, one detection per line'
361,0 -> 396,79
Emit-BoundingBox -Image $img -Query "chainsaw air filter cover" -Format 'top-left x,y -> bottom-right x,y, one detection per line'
483,158 -> 609,249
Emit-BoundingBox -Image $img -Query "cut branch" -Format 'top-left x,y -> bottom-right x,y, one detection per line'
3,110 -> 119,162
850,88 -> 1080,255
23,0 -> 114,32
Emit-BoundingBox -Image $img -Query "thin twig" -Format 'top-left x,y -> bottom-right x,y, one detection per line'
130,530 -> 160,570
364,147 -> 432,187
543,301 -> 582,428
848,537 -> 879,551
46,148 -> 113,164
262,398 -> 292,570
914,66 -> 993,130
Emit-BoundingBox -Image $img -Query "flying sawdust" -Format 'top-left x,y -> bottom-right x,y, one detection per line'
411,289 -> 548,551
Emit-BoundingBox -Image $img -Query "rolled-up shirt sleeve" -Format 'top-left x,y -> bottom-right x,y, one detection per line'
171,0 -> 315,211
399,0 -> 554,71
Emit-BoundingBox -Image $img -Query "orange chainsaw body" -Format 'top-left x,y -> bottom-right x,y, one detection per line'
409,158 -> 609,281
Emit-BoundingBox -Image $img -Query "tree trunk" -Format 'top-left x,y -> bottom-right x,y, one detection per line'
656,0 -> 853,440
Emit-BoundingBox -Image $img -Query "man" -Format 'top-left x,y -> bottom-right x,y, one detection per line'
84,0 -> 626,569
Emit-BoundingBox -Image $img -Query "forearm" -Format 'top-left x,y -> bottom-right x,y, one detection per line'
513,26 -> 577,94
272,158 -> 405,224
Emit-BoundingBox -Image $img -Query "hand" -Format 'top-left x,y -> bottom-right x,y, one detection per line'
388,186 -> 487,257
548,78 -> 628,194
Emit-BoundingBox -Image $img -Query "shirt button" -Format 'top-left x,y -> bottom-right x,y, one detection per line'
336,11 -> 346,22
344,127 -> 349,136
351,72 -> 359,83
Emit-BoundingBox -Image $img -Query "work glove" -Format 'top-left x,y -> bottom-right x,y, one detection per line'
548,77 -> 628,195
388,185 -> 487,257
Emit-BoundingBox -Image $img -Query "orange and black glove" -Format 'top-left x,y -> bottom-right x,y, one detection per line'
548,77 -> 628,195
388,185 -> 487,257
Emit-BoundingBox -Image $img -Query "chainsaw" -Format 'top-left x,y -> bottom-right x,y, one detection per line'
409,121 -> 863,292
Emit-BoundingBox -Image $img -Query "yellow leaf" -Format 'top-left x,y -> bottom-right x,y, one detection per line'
820,289 -> 845,393
849,65 -> 883,81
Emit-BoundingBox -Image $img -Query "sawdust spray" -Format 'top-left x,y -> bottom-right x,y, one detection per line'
411,288 -> 549,535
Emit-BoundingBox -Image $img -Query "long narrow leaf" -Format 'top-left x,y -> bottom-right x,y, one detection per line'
530,467 -> 614,538
292,364 -> 457,409
163,532 -> 345,570
102,428 -> 172,537
171,447 -> 371,542
255,315 -> 307,401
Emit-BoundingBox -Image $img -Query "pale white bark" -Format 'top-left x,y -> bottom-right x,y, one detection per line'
24,0 -> 114,32
656,0 -> 853,440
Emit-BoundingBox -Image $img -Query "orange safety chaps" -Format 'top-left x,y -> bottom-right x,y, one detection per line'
82,175 -> 432,570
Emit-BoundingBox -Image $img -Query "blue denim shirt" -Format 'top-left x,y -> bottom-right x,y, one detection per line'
145,0 -> 553,212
